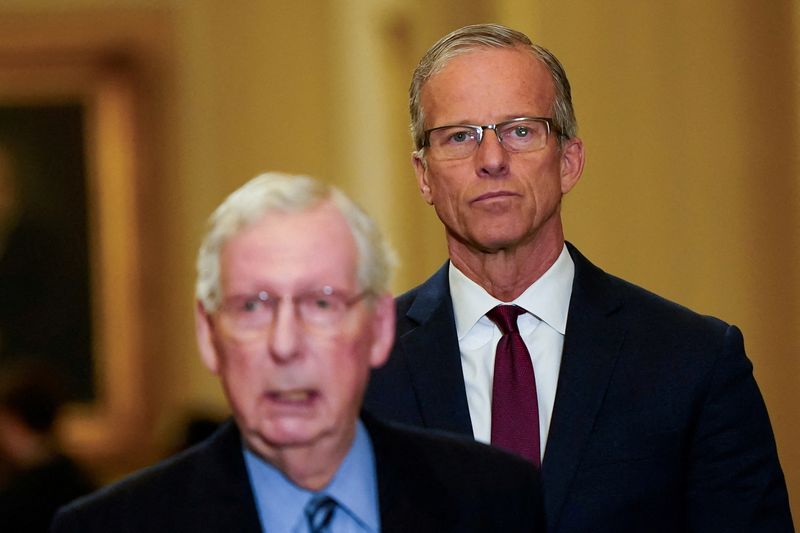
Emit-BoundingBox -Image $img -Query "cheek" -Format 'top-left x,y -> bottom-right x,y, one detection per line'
429,180 -> 468,223
426,164 -> 464,196
520,159 -> 562,195
323,360 -> 371,420
314,332 -> 374,392
216,344 -> 265,393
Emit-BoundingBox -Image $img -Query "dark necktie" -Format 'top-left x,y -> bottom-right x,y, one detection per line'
487,304 -> 541,467
305,494 -> 337,533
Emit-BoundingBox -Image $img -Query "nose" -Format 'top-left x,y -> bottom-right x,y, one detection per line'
268,298 -> 301,363
475,127 -> 510,177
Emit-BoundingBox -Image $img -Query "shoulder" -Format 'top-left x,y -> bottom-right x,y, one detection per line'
364,415 -> 543,531
395,263 -> 450,318
613,272 -> 729,333
53,443 -> 209,529
366,414 -> 537,488
51,421 -> 249,533
569,242 -> 733,340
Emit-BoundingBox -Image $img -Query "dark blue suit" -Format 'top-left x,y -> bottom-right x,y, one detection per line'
364,243 -> 793,532
51,415 -> 543,532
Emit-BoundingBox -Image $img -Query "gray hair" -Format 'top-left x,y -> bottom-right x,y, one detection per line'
196,172 -> 396,311
409,23 -> 577,153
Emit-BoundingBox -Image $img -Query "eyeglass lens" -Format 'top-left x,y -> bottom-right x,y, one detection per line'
426,118 -> 551,160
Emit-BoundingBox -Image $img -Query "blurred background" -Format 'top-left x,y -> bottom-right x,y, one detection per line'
0,0 -> 797,521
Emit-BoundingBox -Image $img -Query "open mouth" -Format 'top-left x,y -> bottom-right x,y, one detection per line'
267,389 -> 318,405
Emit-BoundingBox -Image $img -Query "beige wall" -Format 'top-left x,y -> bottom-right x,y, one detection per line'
1,0 -> 797,514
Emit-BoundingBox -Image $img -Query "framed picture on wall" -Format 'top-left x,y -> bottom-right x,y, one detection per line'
0,58 -> 148,464
0,104 -> 94,401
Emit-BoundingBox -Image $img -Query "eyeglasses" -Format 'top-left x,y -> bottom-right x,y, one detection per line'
217,286 -> 370,335
422,117 -> 559,161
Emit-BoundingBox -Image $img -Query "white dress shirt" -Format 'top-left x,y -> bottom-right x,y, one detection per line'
449,244 -> 574,461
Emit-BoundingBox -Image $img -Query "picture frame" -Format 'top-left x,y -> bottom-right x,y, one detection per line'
0,57 -> 149,466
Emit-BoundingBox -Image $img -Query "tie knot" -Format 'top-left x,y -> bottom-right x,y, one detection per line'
487,305 -> 526,334
305,494 -> 337,533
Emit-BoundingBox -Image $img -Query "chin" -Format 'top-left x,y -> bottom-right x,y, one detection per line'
467,220 -> 525,243
256,420 -> 322,447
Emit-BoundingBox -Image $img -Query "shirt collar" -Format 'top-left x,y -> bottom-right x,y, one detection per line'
243,420 -> 380,532
449,244 -> 574,338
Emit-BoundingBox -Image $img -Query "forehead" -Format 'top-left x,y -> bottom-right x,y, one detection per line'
421,46 -> 555,125
219,201 -> 358,292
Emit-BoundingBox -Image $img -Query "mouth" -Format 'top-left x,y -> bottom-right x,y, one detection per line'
266,389 -> 319,405
472,190 -> 518,203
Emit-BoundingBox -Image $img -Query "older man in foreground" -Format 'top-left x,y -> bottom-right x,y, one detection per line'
51,172 -> 543,533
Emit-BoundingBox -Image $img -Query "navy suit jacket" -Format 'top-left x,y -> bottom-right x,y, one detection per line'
364,243 -> 793,532
51,415 -> 543,532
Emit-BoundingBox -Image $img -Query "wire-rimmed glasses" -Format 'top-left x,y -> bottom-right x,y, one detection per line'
217,286 -> 370,337
422,117 -> 559,161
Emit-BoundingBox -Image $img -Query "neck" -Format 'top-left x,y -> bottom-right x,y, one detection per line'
448,226 -> 565,302
248,425 -> 355,492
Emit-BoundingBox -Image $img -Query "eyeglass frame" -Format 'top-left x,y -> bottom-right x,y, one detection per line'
215,285 -> 372,336
420,116 -> 562,160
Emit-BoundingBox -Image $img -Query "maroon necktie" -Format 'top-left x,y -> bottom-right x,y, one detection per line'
487,304 -> 540,467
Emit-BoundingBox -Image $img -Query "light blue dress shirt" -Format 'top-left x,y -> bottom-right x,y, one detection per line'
243,420 -> 380,533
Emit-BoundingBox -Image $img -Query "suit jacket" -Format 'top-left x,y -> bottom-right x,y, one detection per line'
364,243 -> 794,532
51,415 -> 543,533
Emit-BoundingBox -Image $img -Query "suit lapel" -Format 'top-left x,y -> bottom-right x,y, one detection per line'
540,244 -> 626,531
399,263 -> 473,435
190,421 -> 263,532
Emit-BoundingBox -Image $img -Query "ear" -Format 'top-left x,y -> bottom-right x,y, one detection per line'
412,152 -> 433,204
368,293 -> 396,369
195,301 -> 221,374
559,137 -> 585,194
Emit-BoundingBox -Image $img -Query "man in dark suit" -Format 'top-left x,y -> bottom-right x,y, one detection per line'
363,23 -> 793,532
51,172 -> 542,533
